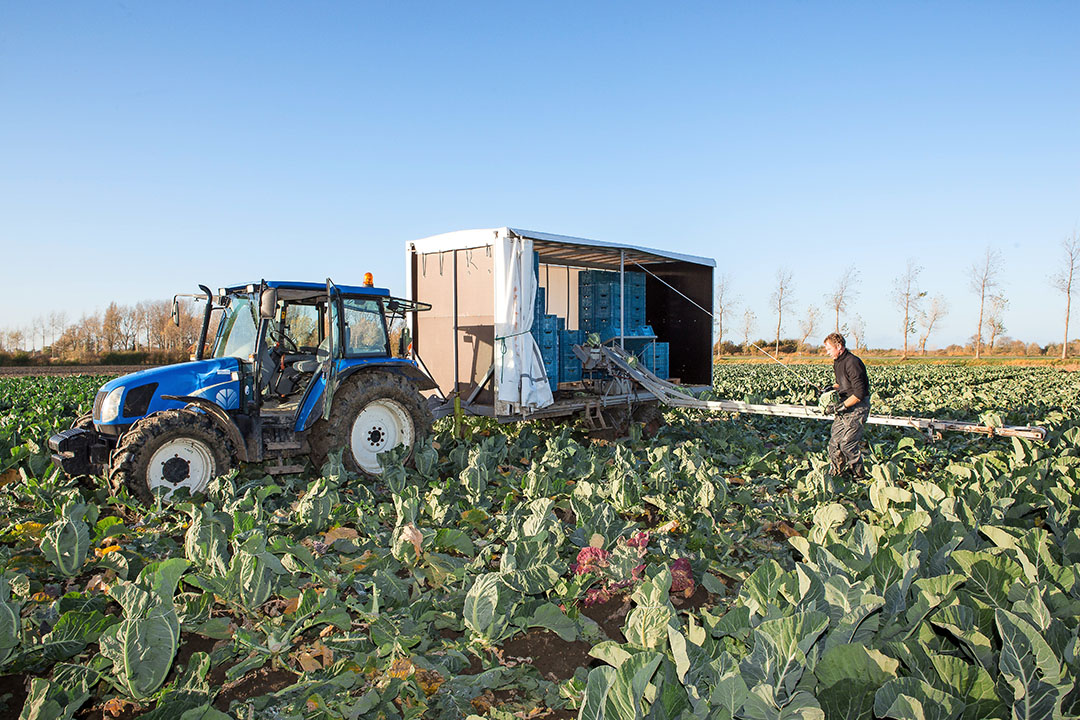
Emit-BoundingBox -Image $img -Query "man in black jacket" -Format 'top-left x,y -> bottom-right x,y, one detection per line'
823,332 -> 870,478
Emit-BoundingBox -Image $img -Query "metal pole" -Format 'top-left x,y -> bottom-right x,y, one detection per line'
453,250 -> 460,397
620,250 -> 625,350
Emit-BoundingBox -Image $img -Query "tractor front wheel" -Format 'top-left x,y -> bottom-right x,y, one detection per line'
110,409 -> 233,504
311,371 -> 432,476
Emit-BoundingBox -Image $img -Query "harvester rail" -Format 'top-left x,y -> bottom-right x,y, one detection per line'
599,345 -> 1047,442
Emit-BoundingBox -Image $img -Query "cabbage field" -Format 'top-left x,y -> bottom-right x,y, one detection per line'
1,365 -> 1080,720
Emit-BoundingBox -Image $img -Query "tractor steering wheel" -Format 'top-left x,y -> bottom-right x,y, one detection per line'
268,326 -> 299,354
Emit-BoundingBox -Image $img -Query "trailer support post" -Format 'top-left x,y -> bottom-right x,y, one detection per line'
620,249 -> 626,350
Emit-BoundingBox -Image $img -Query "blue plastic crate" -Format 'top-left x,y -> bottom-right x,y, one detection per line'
535,286 -> 546,313
559,329 -> 583,350
559,361 -> 582,383
534,314 -> 558,334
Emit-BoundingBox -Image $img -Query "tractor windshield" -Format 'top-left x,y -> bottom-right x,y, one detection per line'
212,295 -> 259,359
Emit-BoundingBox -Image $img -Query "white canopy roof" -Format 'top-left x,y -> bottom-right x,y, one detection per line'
408,227 -> 716,270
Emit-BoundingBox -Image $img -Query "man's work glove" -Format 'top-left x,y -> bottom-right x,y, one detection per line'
819,384 -> 835,395
833,401 -> 850,415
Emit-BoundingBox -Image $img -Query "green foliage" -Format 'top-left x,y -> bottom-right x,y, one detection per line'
39,503 -> 92,578
1,366 -> 1080,716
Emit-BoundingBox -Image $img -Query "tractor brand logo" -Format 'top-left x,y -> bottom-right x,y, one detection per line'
215,388 -> 239,409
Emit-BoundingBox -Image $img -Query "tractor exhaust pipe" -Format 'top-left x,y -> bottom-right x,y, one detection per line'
196,285 -> 213,360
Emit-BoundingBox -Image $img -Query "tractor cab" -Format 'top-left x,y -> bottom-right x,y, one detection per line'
203,280 -> 427,429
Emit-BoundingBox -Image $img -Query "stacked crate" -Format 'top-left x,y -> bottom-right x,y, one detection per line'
559,327 -> 583,383
579,270 -> 647,340
531,314 -> 559,394
530,257 -> 666,387
649,342 -> 669,379
630,340 -> 670,379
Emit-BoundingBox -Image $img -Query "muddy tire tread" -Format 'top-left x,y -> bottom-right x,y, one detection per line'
110,409 -> 234,504
309,370 -> 432,476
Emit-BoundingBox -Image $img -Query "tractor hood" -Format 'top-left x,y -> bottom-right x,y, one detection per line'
94,357 -> 244,429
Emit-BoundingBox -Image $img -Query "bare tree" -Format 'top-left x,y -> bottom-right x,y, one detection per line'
714,274 -> 737,345
985,294 -> 1008,353
118,305 -> 139,351
892,260 -> 925,359
48,311 -> 67,355
30,315 -> 46,352
825,265 -> 859,333
771,268 -> 795,355
798,305 -> 820,352
969,247 -> 1003,359
849,314 -> 866,352
101,303 -> 124,352
7,328 -> 25,352
1051,234 -> 1079,360
917,295 -> 948,355
740,308 -> 757,352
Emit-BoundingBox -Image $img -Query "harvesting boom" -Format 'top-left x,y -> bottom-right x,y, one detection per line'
587,345 -> 1048,441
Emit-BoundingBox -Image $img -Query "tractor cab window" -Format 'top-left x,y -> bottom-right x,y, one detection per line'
213,296 -> 259,360
281,303 -> 321,350
339,297 -> 388,356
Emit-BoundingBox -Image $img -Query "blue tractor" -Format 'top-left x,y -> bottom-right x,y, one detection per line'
49,279 -> 435,503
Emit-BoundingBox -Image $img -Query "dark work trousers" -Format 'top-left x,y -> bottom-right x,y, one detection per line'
829,405 -> 870,478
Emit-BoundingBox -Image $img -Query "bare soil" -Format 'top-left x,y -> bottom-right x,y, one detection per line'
0,671 -> 28,717
501,629 -> 599,681
671,584 -> 716,611
76,700 -> 144,720
214,666 -> 299,712
579,594 -> 632,644
169,632 -> 228,684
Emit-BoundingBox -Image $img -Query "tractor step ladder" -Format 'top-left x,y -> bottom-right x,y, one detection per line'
598,345 -> 1048,442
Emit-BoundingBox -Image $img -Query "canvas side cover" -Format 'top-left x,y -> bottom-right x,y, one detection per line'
493,231 -> 554,414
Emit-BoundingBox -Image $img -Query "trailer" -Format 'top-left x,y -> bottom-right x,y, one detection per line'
405,227 -> 714,430
406,227 -> 1046,442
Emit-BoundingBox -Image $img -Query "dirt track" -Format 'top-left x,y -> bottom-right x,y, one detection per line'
0,365 -> 154,377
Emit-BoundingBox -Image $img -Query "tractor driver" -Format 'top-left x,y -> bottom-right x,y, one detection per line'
823,332 -> 870,479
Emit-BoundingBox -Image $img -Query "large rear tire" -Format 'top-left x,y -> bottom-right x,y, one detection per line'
111,409 -> 233,504
309,371 -> 432,476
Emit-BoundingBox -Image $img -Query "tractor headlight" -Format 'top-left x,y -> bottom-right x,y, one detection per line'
99,387 -> 125,423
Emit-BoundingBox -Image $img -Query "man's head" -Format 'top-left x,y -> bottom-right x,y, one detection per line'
824,332 -> 846,360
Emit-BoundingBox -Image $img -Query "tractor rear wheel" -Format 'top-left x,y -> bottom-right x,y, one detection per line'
310,371 -> 432,477
110,409 -> 233,504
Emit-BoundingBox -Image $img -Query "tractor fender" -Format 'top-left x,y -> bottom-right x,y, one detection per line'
159,395 -> 250,462
337,362 -> 437,391
294,362 -> 435,433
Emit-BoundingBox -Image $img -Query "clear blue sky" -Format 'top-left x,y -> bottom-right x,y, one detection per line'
2,1 -> 1078,350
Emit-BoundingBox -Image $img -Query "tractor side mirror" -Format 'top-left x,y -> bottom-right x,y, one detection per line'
398,327 -> 411,357
259,288 -> 278,320
171,296 -> 180,326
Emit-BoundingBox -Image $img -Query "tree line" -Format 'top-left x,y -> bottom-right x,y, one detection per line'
3,236 -> 1078,364
713,235 -> 1080,360
0,299 -> 208,364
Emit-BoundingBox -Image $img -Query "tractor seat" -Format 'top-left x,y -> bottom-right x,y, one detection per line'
292,338 -> 330,373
